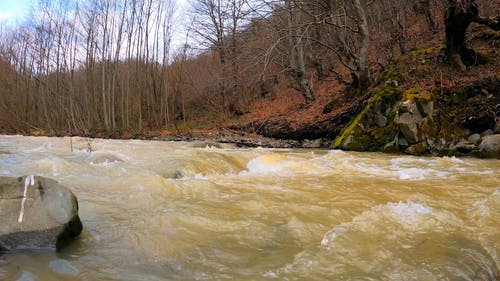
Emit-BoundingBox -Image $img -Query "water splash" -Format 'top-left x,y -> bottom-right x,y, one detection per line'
18,175 -> 35,223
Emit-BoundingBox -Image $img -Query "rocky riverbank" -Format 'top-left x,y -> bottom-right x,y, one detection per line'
3,29 -> 499,157
231,28 -> 500,158
332,76 -> 500,158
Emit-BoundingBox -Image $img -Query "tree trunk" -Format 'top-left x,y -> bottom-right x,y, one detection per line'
351,68 -> 370,93
444,1 -> 477,71
285,0 -> 315,105
352,0 -> 370,92
444,0 -> 499,71
414,0 -> 436,31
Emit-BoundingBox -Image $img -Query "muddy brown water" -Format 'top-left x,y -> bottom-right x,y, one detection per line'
0,135 -> 499,280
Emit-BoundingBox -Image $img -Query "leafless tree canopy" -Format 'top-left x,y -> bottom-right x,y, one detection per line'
0,0 -> 497,134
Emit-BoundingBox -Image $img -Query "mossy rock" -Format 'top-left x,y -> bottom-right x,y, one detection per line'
332,107 -> 368,149
333,86 -> 403,151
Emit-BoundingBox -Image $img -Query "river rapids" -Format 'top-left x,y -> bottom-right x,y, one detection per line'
0,135 -> 499,280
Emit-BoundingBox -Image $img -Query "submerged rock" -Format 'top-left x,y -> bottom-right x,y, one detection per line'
0,176 -> 82,252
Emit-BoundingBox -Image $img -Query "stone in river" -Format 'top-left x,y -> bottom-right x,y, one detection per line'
0,176 -> 82,252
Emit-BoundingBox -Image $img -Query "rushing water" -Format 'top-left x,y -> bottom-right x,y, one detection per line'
0,135 -> 499,281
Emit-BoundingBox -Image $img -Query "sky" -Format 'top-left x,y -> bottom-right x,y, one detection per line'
0,0 -> 32,22
0,0 -> 187,23
0,0 -> 189,55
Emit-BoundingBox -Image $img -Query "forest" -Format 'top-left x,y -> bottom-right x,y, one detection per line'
0,0 -> 498,138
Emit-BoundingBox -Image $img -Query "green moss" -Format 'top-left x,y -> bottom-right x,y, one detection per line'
371,86 -> 403,105
332,106 -> 368,149
408,47 -> 440,58
415,64 -> 432,79
371,123 -> 398,145
338,119 -> 398,152
379,65 -> 405,85
402,88 -> 433,102
333,86 -> 403,150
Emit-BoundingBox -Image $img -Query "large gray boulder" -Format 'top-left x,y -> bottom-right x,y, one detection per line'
0,176 -> 82,252
395,112 -> 421,144
394,99 -> 434,145
479,134 -> 500,158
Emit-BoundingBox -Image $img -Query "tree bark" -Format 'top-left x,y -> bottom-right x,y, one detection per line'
285,0 -> 315,105
352,0 -> 370,92
444,0 -> 499,71
414,0 -> 436,31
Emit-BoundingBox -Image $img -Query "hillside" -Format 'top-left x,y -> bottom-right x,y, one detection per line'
0,0 -> 498,157
223,26 -> 500,154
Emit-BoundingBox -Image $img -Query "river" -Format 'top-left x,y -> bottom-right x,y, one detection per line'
0,135 -> 499,280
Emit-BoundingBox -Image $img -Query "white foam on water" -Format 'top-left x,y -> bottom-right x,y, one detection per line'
389,156 -> 496,180
354,162 -> 392,177
17,271 -> 38,281
22,141 -> 54,154
29,157 -> 74,176
321,224 -> 348,247
86,150 -> 130,165
263,270 -> 279,278
390,157 -> 427,165
321,202 -> 434,247
241,153 -> 322,177
467,188 -> 500,272
193,173 -> 208,180
89,159 -> 119,166
320,201 -> 463,249
396,167 -> 451,180
390,157 -> 453,180
244,154 -> 289,175
178,173 -> 209,181
441,156 -> 465,164
48,259 -> 79,276
468,189 -> 500,234
317,153 -> 460,180
2,155 -> 17,165
387,201 -> 433,225
254,184 -> 286,192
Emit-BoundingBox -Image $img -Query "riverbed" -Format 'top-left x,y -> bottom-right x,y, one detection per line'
0,135 -> 499,280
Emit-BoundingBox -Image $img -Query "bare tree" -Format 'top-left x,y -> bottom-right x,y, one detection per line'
413,0 -> 436,31
298,0 -> 370,92
284,0 -> 315,104
444,0 -> 499,71
190,0 -> 251,114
